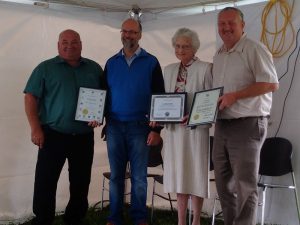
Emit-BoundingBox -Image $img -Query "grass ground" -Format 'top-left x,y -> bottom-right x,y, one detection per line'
19,204 -> 224,225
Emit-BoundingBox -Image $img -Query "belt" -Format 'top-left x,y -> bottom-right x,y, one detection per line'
107,118 -> 148,125
217,115 -> 270,122
42,125 -> 93,136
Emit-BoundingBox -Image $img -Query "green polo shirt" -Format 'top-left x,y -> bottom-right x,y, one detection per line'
24,56 -> 103,134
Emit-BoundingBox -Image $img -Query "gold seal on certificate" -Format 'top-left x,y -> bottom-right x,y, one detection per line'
75,87 -> 106,123
149,93 -> 186,122
187,87 -> 223,126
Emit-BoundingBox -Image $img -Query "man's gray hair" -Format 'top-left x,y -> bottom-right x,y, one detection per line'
218,7 -> 244,22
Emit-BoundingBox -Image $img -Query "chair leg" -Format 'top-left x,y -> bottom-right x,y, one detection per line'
211,197 -> 217,225
101,177 -> 106,210
188,196 -> 192,225
167,193 -> 174,213
292,172 -> 300,225
261,186 -> 267,225
151,179 -> 157,224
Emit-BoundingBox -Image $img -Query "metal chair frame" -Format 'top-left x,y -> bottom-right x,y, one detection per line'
100,164 -> 131,210
150,174 -> 176,224
100,140 -> 165,211
258,137 -> 300,225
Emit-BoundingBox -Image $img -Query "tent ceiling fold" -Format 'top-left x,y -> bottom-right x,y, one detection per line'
12,0 -> 247,12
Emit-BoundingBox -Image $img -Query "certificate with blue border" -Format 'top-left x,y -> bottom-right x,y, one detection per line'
150,93 -> 186,122
187,87 -> 223,126
75,87 -> 106,123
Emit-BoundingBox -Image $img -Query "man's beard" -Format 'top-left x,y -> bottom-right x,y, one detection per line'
122,38 -> 136,49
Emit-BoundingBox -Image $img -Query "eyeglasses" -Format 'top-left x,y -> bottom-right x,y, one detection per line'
120,29 -> 140,35
174,44 -> 192,50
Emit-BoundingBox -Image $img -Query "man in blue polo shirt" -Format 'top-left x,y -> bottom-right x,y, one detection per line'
103,19 -> 165,225
24,29 -> 104,225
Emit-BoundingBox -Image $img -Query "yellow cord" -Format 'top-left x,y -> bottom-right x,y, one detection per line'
260,0 -> 295,57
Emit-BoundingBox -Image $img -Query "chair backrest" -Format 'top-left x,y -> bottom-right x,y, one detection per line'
259,137 -> 293,176
148,139 -> 163,168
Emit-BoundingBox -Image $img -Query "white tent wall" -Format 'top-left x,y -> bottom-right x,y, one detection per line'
0,1 -> 300,224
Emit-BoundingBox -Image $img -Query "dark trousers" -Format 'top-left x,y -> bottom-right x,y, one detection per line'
32,127 -> 94,225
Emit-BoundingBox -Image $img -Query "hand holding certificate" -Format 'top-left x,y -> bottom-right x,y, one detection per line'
187,87 -> 223,126
149,93 -> 186,122
75,87 -> 106,123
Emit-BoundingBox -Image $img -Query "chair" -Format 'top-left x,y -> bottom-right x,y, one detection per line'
100,139 -> 166,210
150,141 -> 176,224
147,140 -> 165,178
100,165 -> 131,210
258,137 -> 300,225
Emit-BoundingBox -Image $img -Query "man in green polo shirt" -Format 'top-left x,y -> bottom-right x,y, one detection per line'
24,29 -> 104,225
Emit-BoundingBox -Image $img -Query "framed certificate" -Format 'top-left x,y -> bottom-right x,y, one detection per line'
187,87 -> 223,126
149,93 -> 186,122
75,87 -> 106,123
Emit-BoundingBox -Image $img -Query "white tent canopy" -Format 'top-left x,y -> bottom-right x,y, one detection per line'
0,0 -> 300,224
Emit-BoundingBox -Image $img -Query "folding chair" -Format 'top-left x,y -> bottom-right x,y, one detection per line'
100,164 -> 131,210
100,139 -> 166,211
258,137 -> 300,225
150,140 -> 176,224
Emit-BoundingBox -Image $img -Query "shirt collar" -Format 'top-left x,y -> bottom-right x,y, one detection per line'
121,46 -> 141,58
55,55 -> 87,64
182,56 -> 198,67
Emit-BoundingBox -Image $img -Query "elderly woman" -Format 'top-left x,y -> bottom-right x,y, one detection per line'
163,28 -> 212,225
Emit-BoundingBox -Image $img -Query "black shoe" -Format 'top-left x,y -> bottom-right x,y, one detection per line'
31,217 -> 53,225
63,216 -> 84,225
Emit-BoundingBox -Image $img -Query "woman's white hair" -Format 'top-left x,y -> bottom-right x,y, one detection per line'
172,27 -> 200,52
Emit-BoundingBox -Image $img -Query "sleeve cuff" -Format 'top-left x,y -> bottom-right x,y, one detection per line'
150,125 -> 163,134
